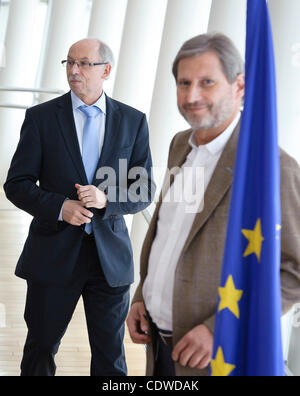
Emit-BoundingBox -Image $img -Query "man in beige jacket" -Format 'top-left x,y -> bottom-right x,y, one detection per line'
127,33 -> 300,376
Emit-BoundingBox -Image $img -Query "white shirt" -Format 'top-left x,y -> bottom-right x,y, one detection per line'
142,113 -> 241,331
58,91 -> 107,221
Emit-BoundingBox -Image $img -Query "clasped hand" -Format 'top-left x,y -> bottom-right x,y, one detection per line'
62,184 -> 107,226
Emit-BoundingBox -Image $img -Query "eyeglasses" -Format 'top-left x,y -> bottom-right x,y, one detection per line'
61,60 -> 108,69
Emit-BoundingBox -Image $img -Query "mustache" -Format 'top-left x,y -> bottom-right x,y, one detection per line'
69,76 -> 82,82
183,102 -> 212,111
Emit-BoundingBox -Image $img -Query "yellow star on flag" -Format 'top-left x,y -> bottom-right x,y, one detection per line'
218,275 -> 243,319
211,347 -> 236,377
242,218 -> 264,262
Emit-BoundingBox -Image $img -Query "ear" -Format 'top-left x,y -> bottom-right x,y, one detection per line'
235,73 -> 245,101
102,64 -> 112,80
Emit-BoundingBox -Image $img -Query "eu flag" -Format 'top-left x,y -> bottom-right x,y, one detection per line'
211,0 -> 284,376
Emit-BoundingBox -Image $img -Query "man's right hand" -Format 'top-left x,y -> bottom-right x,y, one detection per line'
127,302 -> 151,344
62,200 -> 94,226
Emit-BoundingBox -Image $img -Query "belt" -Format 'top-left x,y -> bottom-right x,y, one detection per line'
146,312 -> 173,347
158,329 -> 173,347
159,333 -> 173,347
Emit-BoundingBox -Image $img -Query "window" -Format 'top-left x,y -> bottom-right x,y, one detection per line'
0,0 -> 9,68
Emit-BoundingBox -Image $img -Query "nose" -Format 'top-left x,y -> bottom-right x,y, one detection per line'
186,83 -> 203,103
69,62 -> 81,73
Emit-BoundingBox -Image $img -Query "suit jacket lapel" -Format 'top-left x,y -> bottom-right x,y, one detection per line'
141,123 -> 240,279
56,92 -> 88,185
92,95 -> 121,185
142,131 -> 192,264
56,93 -> 122,187
182,122 -> 240,254
160,131 -> 192,203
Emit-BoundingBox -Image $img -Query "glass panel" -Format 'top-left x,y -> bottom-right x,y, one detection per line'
0,0 -> 10,68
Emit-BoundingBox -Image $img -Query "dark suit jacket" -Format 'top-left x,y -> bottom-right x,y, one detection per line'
4,92 -> 155,287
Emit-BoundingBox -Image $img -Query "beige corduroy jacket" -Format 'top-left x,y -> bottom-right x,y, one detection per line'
132,123 -> 300,376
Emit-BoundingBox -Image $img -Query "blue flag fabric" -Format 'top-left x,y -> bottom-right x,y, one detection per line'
211,0 -> 284,376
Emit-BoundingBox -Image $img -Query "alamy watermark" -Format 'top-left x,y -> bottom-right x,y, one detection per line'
95,160 -> 205,214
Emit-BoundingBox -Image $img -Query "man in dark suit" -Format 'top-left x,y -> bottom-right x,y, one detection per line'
4,38 -> 154,376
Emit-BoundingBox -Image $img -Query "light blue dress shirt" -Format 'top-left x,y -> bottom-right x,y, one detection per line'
58,91 -> 107,221
70,90 -> 107,156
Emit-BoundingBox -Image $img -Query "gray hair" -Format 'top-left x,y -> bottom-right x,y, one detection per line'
98,40 -> 115,68
172,33 -> 244,83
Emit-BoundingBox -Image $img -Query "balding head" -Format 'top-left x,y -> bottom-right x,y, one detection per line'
68,39 -> 115,67
66,38 -> 113,105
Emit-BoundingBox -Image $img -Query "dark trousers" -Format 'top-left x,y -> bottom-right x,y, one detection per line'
153,335 -> 176,376
20,235 -> 130,376
148,316 -> 176,376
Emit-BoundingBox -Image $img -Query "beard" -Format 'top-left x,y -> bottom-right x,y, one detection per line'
179,88 -> 236,131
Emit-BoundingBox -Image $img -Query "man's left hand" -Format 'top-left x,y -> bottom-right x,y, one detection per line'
75,184 -> 107,209
172,324 -> 213,370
